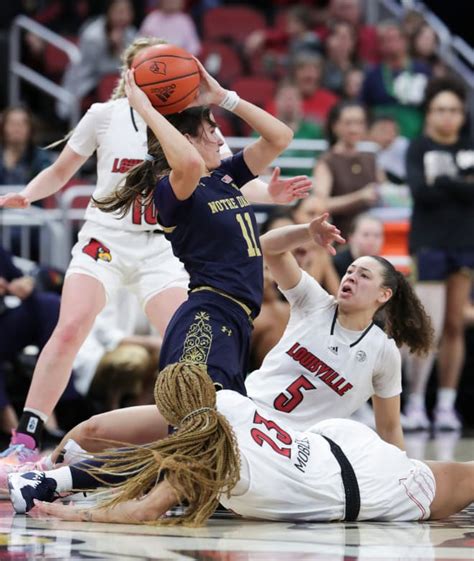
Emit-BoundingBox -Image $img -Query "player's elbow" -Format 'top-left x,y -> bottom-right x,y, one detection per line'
273,125 -> 294,152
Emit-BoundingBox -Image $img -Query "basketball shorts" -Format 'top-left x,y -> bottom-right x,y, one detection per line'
413,248 -> 474,282
311,419 -> 436,521
66,221 -> 189,307
159,290 -> 252,394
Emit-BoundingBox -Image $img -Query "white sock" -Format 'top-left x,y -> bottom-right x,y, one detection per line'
436,388 -> 457,410
44,466 -> 73,493
407,393 -> 425,410
23,408 -> 48,423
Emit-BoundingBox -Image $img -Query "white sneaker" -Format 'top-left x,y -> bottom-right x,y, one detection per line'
433,407 -> 462,431
401,406 -> 430,431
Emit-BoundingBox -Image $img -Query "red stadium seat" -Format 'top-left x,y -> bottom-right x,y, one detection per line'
202,6 -> 266,43
44,35 -> 78,81
230,76 -> 276,108
97,73 -> 120,102
200,42 -> 244,87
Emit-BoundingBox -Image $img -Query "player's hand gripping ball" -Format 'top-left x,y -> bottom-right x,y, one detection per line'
132,44 -> 200,114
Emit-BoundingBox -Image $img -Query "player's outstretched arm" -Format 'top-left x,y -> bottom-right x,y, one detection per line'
260,214 -> 345,290
33,480 -> 179,524
0,146 -> 87,208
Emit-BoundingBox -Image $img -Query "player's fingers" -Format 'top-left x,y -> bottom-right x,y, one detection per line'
270,167 -> 280,183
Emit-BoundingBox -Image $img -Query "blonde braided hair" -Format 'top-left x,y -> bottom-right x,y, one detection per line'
87,363 -> 241,527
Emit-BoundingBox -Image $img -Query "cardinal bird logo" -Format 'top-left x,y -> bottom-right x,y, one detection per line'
82,238 -> 112,262
149,61 -> 167,75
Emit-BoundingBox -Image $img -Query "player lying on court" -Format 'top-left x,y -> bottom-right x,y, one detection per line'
13,362 -> 474,525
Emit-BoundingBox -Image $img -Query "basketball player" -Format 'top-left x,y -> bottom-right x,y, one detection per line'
11,363 -> 473,524
245,214 -> 434,448
0,38 -> 311,468
93,59 -> 294,395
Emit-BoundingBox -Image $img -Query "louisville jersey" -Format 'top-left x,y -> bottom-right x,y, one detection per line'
217,390 -> 435,522
153,151 -> 263,316
245,271 -> 401,431
217,390 -> 345,521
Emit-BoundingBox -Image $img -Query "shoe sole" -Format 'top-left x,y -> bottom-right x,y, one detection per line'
7,475 -> 28,514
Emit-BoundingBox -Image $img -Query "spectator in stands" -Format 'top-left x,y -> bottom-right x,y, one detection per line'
403,77 -> 474,431
244,5 -> 320,70
332,213 -> 384,279
360,20 -> 431,139
288,52 -> 339,126
58,0 -> 136,119
139,0 -> 200,55
322,20 -> 358,95
290,196 -> 340,295
0,107 -> 51,187
0,244 -> 77,435
313,100 -> 383,239
369,115 -> 409,184
264,81 -> 323,176
409,22 -> 449,78
341,66 -> 364,100
329,0 -> 378,64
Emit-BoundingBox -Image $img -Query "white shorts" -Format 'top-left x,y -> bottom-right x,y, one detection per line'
66,221 -> 189,307
310,419 -> 436,521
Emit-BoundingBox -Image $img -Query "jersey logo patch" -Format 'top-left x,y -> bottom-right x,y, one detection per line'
82,238 -> 112,262
221,174 -> 233,184
328,345 -> 339,355
149,61 -> 167,75
356,350 -> 367,362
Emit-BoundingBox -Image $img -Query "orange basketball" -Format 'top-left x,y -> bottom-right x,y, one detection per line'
132,44 -> 200,115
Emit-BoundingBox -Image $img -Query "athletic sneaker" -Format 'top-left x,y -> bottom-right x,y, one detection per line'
8,471 -> 58,514
433,407 -> 462,431
401,406 -> 430,431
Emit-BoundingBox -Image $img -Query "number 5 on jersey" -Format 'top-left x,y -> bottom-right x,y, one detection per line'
236,212 -> 261,257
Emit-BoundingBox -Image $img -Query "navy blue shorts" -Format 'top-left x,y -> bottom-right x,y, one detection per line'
159,291 -> 253,394
413,248 -> 474,282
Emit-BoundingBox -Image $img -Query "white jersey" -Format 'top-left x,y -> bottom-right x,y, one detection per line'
245,271 -> 401,431
68,97 -> 154,232
217,390 -> 435,522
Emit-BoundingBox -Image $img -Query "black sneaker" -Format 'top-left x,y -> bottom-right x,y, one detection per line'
8,471 -> 58,514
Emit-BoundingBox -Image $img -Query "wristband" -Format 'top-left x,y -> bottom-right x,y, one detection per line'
219,90 -> 240,112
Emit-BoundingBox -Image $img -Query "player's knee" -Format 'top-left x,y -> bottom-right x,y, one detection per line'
54,319 -> 90,350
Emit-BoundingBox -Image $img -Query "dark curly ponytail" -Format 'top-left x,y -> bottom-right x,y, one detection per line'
371,256 -> 434,355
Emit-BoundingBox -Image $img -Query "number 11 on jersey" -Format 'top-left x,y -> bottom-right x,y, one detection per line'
236,212 -> 262,257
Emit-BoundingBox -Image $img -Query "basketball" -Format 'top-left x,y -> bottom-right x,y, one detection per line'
132,44 -> 200,115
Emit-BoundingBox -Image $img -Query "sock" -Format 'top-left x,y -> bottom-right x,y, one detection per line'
15,409 -> 47,449
407,393 -> 425,410
69,454 -> 133,491
44,466 -> 73,494
436,388 -> 457,410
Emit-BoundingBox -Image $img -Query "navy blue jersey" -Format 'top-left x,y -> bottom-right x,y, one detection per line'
153,151 -> 263,316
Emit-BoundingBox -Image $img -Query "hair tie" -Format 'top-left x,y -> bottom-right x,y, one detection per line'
144,153 -> 156,162
180,407 -> 214,426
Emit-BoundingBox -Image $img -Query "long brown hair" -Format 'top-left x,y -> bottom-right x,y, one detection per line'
371,256 -> 434,355
93,107 -> 216,218
87,363 -> 240,527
